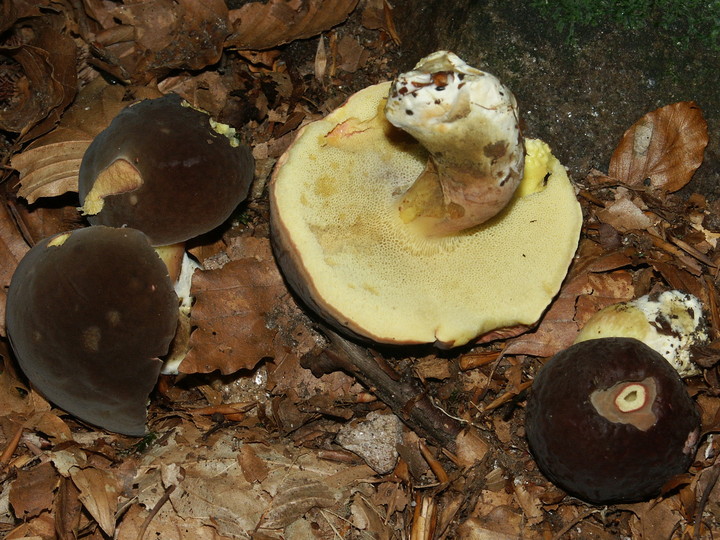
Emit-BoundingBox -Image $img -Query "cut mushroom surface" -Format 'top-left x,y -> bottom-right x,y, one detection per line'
270,78 -> 582,347
6,226 -> 179,435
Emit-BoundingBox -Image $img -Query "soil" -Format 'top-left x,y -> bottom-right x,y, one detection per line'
390,0 -> 720,198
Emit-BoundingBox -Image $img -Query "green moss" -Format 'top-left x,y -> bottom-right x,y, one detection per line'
531,0 -> 720,50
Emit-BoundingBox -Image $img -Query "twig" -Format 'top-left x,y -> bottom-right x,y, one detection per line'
307,328 -> 463,450
136,484 -> 176,540
0,424 -> 23,469
694,456 -> 720,540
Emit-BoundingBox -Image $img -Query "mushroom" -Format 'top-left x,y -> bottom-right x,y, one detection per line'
384,51 -> 524,235
5,226 -> 179,435
525,337 -> 700,504
270,51 -> 582,347
78,93 -> 254,247
575,290 -> 708,377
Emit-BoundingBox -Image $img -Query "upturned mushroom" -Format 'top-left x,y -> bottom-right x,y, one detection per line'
270,51 -> 582,347
525,337 -> 700,504
78,93 -> 254,247
5,226 -> 179,435
574,290 -> 708,377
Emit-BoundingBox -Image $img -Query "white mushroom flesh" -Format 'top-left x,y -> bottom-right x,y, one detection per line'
385,51 -> 524,235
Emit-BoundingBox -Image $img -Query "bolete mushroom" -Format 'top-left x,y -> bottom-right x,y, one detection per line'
270,51 -> 582,347
574,290 -> 708,377
5,226 -> 179,435
525,337 -> 700,504
78,93 -> 254,247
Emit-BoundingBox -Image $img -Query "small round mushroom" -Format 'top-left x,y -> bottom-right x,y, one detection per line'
78,93 -> 254,247
5,226 -> 179,436
575,290 -> 708,377
270,51 -> 582,347
525,337 -> 700,504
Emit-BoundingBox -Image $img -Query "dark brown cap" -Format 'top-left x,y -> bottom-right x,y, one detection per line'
79,93 -> 254,246
6,226 -> 179,435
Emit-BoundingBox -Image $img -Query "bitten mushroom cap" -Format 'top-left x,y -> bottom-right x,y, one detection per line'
525,337 -> 700,504
78,93 -> 254,247
6,226 -> 179,435
270,80 -> 582,347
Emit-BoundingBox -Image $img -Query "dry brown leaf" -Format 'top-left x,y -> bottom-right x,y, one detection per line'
12,78 -> 160,203
238,444 -> 269,484
504,267 -> 635,357
227,0 -> 360,50
0,16 -> 77,141
69,466 -> 119,537
260,477 -> 339,529
0,202 -> 29,335
53,476 -> 82,540
9,461 -> 59,519
86,0 -> 229,83
181,237 -> 284,375
609,101 -> 708,193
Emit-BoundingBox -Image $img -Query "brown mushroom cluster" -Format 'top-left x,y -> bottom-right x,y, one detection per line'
6,93 -> 255,434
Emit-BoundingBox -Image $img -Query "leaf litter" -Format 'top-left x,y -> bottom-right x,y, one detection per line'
0,2 -> 719,539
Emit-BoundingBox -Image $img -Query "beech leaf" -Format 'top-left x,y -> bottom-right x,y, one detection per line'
181,238 -> 285,375
609,101 -> 708,193
227,0 -> 360,50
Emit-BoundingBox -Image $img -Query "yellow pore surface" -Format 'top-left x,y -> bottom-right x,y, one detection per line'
271,82 -> 582,347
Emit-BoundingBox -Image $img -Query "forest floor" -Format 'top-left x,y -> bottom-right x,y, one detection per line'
1,1 -> 720,539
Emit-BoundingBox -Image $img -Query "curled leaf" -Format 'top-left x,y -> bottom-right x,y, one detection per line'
609,101 -> 708,193
227,0 -> 360,50
0,17 -> 77,140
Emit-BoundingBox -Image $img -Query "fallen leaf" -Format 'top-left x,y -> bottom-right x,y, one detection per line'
0,202 -> 29,335
181,237 -> 284,375
238,444 -> 269,484
69,466 -> 119,537
0,16 -> 77,141
9,461 -> 59,519
609,101 -> 708,193
227,0 -> 360,50
53,476 -> 82,540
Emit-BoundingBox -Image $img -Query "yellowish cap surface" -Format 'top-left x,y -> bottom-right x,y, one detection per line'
270,82 -> 582,347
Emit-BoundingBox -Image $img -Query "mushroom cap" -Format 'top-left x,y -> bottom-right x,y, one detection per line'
6,226 -> 179,435
575,290 -> 708,377
269,82 -> 582,347
525,337 -> 700,504
78,93 -> 254,247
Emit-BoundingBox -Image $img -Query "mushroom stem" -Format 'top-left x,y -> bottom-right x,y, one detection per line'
385,51 -> 524,236
154,242 -> 186,283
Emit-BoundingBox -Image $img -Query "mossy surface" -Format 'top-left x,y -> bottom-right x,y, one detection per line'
531,0 -> 720,51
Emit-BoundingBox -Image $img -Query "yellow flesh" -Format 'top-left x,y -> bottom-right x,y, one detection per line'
81,158 -> 143,216
272,82 -> 582,346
